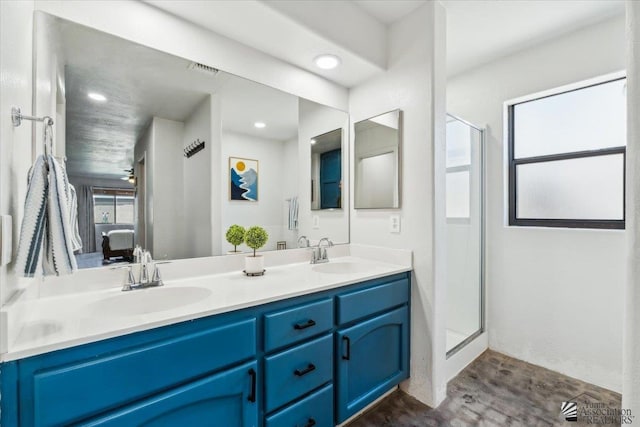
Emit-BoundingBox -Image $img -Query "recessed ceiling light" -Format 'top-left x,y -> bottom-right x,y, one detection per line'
88,92 -> 107,102
254,122 -> 266,129
314,54 -> 341,70
310,139 -> 317,145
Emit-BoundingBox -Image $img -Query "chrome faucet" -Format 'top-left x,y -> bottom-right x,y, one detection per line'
114,250 -> 170,291
297,235 -> 310,248
311,237 -> 333,264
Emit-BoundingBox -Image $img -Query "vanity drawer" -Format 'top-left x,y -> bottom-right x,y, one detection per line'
264,298 -> 333,352
265,383 -> 333,427
26,317 -> 256,427
265,334 -> 333,413
337,277 -> 409,325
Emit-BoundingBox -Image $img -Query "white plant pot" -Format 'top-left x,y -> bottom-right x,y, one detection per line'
244,255 -> 264,274
227,250 -> 243,255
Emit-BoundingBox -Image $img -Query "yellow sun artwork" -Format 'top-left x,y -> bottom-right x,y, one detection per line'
230,157 -> 259,201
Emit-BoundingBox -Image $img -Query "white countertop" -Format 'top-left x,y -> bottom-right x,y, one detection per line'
1,246 -> 412,362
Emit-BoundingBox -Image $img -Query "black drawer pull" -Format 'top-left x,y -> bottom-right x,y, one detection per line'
294,363 -> 316,377
294,319 -> 316,330
298,418 -> 316,427
248,368 -> 256,402
342,336 -> 351,360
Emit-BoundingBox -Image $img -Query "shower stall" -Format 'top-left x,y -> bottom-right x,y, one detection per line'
445,114 -> 484,356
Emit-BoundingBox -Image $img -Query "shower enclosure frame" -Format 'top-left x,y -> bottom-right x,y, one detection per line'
445,113 -> 486,359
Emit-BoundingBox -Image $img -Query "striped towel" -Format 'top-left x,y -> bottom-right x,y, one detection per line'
68,184 -> 82,252
15,155 -> 78,277
288,196 -> 298,230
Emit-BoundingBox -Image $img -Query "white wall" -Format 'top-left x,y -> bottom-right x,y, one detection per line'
349,2 -> 448,407
33,11 -> 65,158
0,0 -> 35,308
221,131 -> 292,252
134,117 -> 185,260
183,96 -> 213,259
135,123 -> 154,253
448,15 -> 626,392
282,137 -> 299,249
298,99 -> 349,245
624,0 -> 640,416
151,118 -> 184,260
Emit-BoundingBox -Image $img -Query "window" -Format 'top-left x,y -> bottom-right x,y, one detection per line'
93,188 -> 134,225
508,76 -> 626,229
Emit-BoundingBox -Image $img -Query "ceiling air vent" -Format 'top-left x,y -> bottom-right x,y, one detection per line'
188,62 -> 219,76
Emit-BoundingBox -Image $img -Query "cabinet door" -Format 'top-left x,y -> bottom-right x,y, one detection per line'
82,361 -> 259,427
335,306 -> 409,423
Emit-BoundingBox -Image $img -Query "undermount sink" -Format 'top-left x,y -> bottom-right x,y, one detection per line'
91,286 -> 212,316
312,262 -> 371,275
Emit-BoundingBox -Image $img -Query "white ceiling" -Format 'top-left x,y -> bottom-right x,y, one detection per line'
443,0 -> 625,76
55,16 -> 298,179
354,0 -> 426,25
147,0 -> 625,86
146,0 -> 386,88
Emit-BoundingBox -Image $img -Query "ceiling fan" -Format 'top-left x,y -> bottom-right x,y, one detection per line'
121,168 -> 135,184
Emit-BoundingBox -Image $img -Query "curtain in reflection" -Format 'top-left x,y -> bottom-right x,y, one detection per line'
76,185 -> 95,253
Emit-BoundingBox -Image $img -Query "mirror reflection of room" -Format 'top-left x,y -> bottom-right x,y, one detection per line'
354,110 -> 401,209
311,129 -> 342,210
39,14 -> 349,269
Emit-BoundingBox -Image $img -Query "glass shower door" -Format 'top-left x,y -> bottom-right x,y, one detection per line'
445,114 -> 484,356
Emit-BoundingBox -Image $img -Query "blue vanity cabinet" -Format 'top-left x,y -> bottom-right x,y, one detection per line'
0,271 -> 411,427
335,278 -> 410,423
262,297 -> 335,425
82,361 -> 259,427
13,314 -> 258,427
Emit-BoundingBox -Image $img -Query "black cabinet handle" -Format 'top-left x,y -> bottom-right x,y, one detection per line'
298,418 -> 316,427
248,368 -> 256,402
342,336 -> 351,360
294,363 -> 316,377
294,319 -> 316,330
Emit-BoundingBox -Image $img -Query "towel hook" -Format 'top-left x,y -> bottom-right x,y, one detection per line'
11,107 -> 54,128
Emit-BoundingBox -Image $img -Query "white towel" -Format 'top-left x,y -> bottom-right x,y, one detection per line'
15,155 -> 78,277
68,184 -> 82,252
15,156 -> 48,277
288,196 -> 298,230
44,155 -> 77,275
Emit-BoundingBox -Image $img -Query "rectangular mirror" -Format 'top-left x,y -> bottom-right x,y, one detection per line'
32,12 -> 349,270
311,129 -> 343,210
354,110 -> 402,209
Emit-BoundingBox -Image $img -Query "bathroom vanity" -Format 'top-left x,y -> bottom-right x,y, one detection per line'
0,251 -> 411,427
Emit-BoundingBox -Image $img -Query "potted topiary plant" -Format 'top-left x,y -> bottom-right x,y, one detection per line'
244,226 -> 269,274
225,224 -> 246,254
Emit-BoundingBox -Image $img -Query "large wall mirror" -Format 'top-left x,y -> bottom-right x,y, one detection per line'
33,12 -> 349,270
354,110 -> 402,209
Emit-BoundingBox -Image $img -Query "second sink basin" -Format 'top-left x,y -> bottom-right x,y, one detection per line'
312,262 -> 371,275
91,286 -> 212,316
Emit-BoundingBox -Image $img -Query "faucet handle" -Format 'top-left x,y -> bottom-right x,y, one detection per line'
111,265 -> 135,291
152,261 -> 171,284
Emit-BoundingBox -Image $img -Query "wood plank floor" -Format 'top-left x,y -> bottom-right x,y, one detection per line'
347,350 -> 622,427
